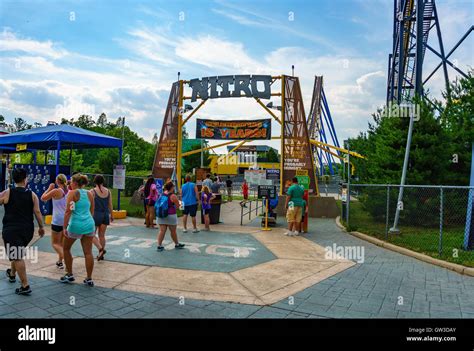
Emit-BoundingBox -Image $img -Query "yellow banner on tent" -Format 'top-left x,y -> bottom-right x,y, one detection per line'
16,144 -> 27,151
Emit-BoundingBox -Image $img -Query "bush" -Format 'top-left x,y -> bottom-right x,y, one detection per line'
125,177 -> 144,197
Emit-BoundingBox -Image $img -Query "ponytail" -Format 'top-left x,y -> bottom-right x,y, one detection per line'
72,173 -> 89,187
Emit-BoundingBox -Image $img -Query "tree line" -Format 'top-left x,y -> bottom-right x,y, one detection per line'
348,71 -> 473,186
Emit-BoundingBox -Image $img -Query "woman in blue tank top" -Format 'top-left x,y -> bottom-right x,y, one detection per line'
61,173 -> 96,287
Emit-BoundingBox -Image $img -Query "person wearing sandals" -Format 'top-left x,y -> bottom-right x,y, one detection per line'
201,186 -> 215,231
61,173 -> 96,287
144,176 -> 158,228
90,175 -> 113,261
41,174 -> 68,269
0,167 -> 45,295
156,181 -> 185,252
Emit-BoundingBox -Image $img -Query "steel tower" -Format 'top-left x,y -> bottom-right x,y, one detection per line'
387,0 -> 472,103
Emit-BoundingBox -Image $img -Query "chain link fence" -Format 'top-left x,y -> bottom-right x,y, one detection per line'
341,184 -> 474,267
81,173 -> 144,197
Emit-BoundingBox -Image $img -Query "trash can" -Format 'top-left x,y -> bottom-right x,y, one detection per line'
201,193 -> 222,224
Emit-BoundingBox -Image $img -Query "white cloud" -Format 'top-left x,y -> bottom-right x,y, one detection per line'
0,0 -> 471,150
175,35 -> 260,72
0,28 -> 68,59
212,0 -> 345,54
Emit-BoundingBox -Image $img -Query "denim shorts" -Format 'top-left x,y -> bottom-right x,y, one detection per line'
65,231 -> 94,240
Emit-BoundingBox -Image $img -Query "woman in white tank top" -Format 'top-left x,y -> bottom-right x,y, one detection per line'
41,174 -> 68,269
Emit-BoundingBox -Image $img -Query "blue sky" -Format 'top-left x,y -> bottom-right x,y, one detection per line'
0,0 -> 472,152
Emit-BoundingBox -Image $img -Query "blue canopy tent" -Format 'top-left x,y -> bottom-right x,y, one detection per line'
0,124 -> 124,209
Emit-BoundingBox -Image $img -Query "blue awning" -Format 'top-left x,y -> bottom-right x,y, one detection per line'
0,124 -> 122,151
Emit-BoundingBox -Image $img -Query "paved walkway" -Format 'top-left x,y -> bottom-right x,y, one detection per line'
1,202 -> 474,318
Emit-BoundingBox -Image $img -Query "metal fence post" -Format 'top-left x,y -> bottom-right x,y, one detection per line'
385,185 -> 390,240
346,184 -> 350,229
249,200 -> 252,220
346,145 -> 351,229
439,186 -> 444,256
240,204 -> 243,226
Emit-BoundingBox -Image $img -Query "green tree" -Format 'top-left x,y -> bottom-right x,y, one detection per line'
266,148 -> 279,162
182,143 -> 210,173
14,118 -> 32,131
350,97 -> 450,185
438,72 -> 474,185
59,150 -> 84,170
74,115 -> 95,129
97,112 -> 108,128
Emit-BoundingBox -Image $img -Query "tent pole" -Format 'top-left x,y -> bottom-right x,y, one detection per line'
56,141 -> 61,176
69,145 -> 73,173
118,146 -> 123,211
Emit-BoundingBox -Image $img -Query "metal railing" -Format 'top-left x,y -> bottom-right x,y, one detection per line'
240,198 -> 265,225
341,183 -> 474,266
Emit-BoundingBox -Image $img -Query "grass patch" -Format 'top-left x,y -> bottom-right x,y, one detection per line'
336,200 -> 474,268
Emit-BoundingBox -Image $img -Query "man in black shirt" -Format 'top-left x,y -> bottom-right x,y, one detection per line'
0,168 -> 45,295
225,176 -> 233,202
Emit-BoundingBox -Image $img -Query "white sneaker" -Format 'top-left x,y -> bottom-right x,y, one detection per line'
293,231 -> 299,236
192,228 -> 200,233
284,231 -> 292,236
183,229 -> 188,233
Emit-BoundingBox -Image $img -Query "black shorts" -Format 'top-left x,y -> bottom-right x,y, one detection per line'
94,211 -> 110,226
51,224 -> 64,232
203,208 -> 211,215
183,204 -> 197,217
145,199 -> 156,206
2,229 -> 34,261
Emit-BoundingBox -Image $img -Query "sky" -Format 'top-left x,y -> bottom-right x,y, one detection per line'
0,0 -> 472,154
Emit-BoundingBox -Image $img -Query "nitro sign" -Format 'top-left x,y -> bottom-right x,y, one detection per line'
189,75 -> 272,102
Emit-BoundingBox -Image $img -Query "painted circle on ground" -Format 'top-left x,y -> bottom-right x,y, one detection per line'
35,225 -> 276,273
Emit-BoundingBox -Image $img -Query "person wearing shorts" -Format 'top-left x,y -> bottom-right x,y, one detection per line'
61,174 -> 96,287
226,176 -> 233,201
157,182 -> 185,252
285,177 -> 305,236
144,176 -> 158,228
299,199 -> 308,234
41,174 -> 68,269
181,174 -> 200,233
201,186 -> 215,231
0,168 -> 45,295
90,175 -> 113,261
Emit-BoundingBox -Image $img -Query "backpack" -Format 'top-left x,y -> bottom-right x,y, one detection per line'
155,194 -> 169,218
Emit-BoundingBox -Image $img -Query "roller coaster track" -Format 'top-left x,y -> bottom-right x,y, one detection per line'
306,76 -> 362,177
387,0 -> 472,104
